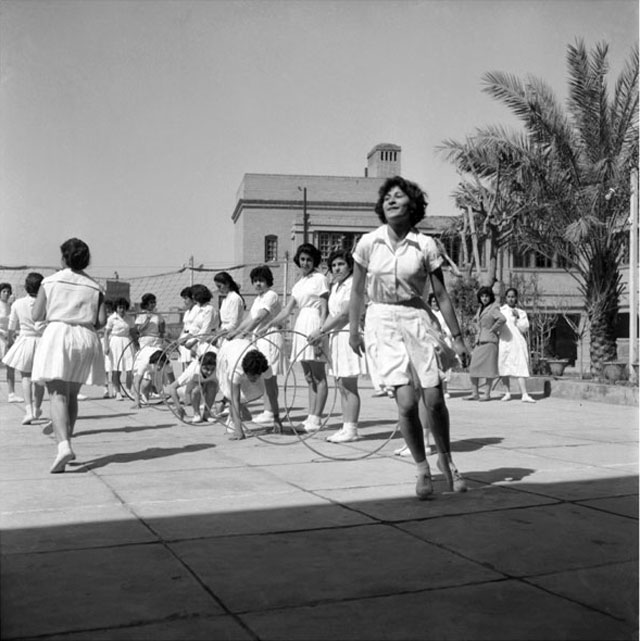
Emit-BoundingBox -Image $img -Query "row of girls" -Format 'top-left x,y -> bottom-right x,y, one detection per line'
10,174 -> 473,502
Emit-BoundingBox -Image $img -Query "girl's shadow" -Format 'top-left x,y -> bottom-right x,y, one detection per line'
68,443 -> 215,472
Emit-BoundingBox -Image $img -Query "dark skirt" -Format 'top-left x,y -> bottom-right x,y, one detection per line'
468,343 -> 499,378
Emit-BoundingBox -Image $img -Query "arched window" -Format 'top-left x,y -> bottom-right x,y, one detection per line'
265,235 -> 278,262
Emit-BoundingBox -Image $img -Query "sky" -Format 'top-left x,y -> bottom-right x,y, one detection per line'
1,0 -> 637,279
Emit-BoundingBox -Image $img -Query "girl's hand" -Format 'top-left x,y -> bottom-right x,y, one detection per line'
349,332 -> 365,357
307,329 -> 323,345
453,337 -> 470,368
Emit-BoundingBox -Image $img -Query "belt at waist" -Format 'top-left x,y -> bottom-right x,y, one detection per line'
372,298 -> 425,309
476,340 -> 497,345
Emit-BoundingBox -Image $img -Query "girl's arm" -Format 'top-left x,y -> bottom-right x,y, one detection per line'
227,308 -> 267,339
229,381 -> 245,438
429,267 -> 470,367
348,262 -> 367,356
32,287 -> 47,322
95,293 -> 106,330
265,297 -> 296,331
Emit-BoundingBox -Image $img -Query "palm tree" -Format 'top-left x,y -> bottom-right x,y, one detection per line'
439,40 -> 638,375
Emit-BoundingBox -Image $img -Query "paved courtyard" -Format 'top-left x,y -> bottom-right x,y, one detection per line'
0,378 -> 638,640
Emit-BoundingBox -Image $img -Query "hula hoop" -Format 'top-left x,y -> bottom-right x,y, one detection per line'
283,328 -> 399,461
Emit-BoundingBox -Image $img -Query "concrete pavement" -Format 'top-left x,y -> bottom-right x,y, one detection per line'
0,378 -> 638,640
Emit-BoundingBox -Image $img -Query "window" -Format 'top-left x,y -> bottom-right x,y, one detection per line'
264,235 -> 278,262
512,249 -> 531,268
316,232 -> 360,263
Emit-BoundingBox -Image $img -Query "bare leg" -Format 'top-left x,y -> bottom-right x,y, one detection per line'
422,386 -> 466,492
68,382 -> 81,436
464,376 -> 480,400
20,372 -> 33,420
46,380 -> 77,473
6,366 -> 16,395
482,378 -> 493,400
339,376 -> 360,424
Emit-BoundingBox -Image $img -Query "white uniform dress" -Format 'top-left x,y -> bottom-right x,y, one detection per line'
189,303 -> 218,356
290,271 -> 329,362
31,268 -> 105,385
106,312 -> 136,373
353,226 -> 455,389
217,338 -> 270,404
219,291 -> 244,332
179,305 -> 199,364
2,296 -> 45,372
327,276 -> 367,378
0,299 -> 10,359
498,304 -> 531,378
251,289 -> 285,376
134,312 -> 165,376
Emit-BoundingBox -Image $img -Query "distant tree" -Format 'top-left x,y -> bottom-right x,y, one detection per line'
439,40 -> 639,375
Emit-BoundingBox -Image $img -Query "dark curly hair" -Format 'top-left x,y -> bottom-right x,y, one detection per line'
241,349 -> 269,377
327,249 -> 353,273
180,287 -> 193,299
25,273 -> 44,296
374,176 -> 428,226
250,265 -> 274,287
190,283 -> 213,305
148,349 -> 169,366
140,293 -> 157,310
0,283 -> 12,295
60,238 -> 91,270
293,243 -> 322,268
476,286 -> 496,306
114,297 -> 130,311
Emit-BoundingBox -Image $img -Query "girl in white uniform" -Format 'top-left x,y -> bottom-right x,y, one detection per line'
0,282 -> 22,403
349,177 -> 470,500
267,243 -> 329,433
184,284 -> 218,357
178,287 -> 198,372
213,271 -> 245,340
308,249 -> 367,443
32,238 -> 106,473
226,265 -> 285,426
104,297 -> 136,400
498,287 -> 536,403
2,272 -> 46,423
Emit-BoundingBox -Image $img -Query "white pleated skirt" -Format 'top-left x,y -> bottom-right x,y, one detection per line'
109,336 -> 136,373
291,308 -> 326,363
2,335 -> 40,373
328,329 -> 367,378
32,322 -> 105,385
255,329 -> 286,376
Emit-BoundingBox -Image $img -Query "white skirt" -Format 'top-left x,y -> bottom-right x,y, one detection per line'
364,304 -> 454,389
291,308 -> 326,363
2,335 -> 40,373
32,322 -> 105,385
109,335 -> 136,373
255,329 -> 286,376
328,328 -> 367,378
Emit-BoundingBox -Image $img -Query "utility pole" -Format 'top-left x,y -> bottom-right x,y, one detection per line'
189,255 -> 194,287
298,186 -> 308,244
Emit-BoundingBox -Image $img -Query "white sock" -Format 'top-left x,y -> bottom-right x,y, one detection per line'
262,410 -> 274,417
308,415 -> 321,425
343,422 -> 358,431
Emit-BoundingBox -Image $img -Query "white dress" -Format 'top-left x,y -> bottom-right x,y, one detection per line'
219,291 -> 244,332
498,304 -> 531,378
2,296 -> 45,372
106,312 -> 136,373
290,271 -> 329,362
32,268 -> 105,385
0,299 -> 10,359
327,276 -> 367,378
251,289 -> 285,376
179,305 -> 199,364
189,303 -> 218,356
134,312 -> 165,376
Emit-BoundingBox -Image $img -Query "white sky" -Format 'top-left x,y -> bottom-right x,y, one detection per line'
1,0 -> 637,278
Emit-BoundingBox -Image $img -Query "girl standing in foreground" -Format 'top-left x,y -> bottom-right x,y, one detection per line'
307,249 -> 367,443
31,238 -> 106,473
266,243 -> 329,433
349,176 -> 470,500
